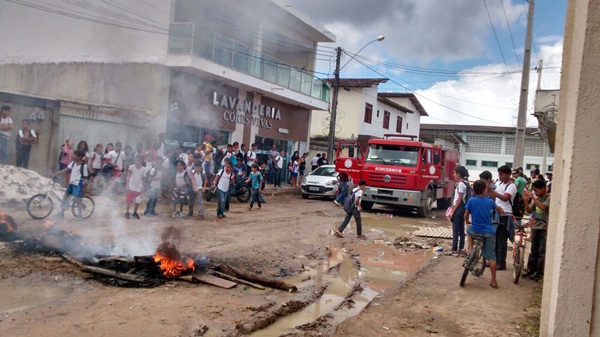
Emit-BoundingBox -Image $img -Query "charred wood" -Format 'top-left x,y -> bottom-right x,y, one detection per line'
214,264 -> 297,292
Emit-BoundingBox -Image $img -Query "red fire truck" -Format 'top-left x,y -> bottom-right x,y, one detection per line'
335,134 -> 459,217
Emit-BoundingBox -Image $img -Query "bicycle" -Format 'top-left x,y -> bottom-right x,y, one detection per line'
26,177 -> 95,220
459,233 -> 487,287
512,216 -> 541,284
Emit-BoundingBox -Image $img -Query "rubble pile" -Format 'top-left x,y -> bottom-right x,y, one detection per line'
0,165 -> 52,208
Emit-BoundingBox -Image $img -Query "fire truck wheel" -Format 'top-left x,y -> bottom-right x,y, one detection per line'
360,201 -> 374,211
417,189 -> 434,217
436,197 -> 452,209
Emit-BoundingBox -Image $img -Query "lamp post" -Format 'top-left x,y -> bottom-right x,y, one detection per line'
327,36 -> 385,161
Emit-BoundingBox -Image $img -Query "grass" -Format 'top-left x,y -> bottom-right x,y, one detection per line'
517,281 -> 542,336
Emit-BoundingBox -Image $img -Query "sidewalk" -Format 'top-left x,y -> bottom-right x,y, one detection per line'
263,184 -> 302,196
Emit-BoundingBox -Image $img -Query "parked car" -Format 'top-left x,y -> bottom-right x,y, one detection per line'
301,165 -> 354,199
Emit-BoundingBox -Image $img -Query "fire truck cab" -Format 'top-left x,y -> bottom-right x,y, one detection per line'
335,134 -> 459,217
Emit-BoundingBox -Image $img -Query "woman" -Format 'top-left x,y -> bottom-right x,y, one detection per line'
288,151 -> 299,184
58,139 -> 73,187
76,140 -> 90,163
297,153 -> 308,187
448,165 -> 470,257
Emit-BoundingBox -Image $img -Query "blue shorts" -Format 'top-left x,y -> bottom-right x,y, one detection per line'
66,181 -> 84,198
467,226 -> 496,261
291,172 -> 298,177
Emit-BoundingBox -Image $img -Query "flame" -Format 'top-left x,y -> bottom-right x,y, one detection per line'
43,220 -> 53,229
0,214 -> 18,231
153,242 -> 195,278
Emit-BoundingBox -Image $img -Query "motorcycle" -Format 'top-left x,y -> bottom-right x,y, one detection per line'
205,175 -> 252,203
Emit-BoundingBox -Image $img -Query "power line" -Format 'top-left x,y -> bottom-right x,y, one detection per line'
501,0 -> 522,65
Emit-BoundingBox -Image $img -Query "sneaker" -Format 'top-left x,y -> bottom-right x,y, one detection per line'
177,211 -> 184,218
333,200 -> 340,206
198,213 -> 204,220
125,212 -> 130,219
188,211 -> 193,216
523,273 -> 542,281
172,212 -> 178,218
151,212 -> 159,216
145,213 -> 156,217
132,213 -> 140,219
459,250 -> 467,257
218,215 -> 224,219
451,250 -> 459,257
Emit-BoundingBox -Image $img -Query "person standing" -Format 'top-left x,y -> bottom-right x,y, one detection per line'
246,164 -> 264,210
189,161 -> 207,219
125,154 -> 146,219
310,153 -> 321,172
143,156 -> 162,217
545,172 -> 553,193
334,179 -> 367,240
246,143 -> 257,176
156,133 -> 166,158
59,139 -> 73,187
15,119 -> 37,168
521,179 -> 551,281
317,152 -> 329,166
273,150 -> 284,187
267,144 -> 278,183
488,165 -> 518,270
0,105 -> 13,165
448,165 -> 470,257
213,161 -> 235,219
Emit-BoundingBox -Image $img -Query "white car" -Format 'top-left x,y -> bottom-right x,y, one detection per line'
301,165 -> 354,199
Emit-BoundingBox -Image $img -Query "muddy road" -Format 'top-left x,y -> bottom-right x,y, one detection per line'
0,191 -> 538,336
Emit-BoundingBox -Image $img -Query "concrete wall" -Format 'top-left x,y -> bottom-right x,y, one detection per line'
0,0 -> 171,64
541,0 -> 600,335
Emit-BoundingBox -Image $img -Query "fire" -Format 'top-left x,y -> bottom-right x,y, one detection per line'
153,242 -> 195,278
0,214 -> 18,231
43,220 -> 53,229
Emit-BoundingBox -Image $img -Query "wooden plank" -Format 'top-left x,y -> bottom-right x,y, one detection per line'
209,270 -> 266,290
193,274 -> 237,289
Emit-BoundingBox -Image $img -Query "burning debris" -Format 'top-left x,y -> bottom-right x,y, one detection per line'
0,213 -> 21,242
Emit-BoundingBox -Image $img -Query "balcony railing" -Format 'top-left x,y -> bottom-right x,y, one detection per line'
168,22 -> 330,102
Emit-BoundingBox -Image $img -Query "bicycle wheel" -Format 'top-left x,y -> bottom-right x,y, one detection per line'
513,246 -> 524,284
26,194 -> 54,219
472,256 -> 487,277
71,196 -> 95,219
460,248 -> 479,287
460,266 -> 470,287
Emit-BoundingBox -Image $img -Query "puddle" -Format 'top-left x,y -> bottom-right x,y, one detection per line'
0,283 -> 74,314
251,243 -> 430,336
300,210 -> 337,217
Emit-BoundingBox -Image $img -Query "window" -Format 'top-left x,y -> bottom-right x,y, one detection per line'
505,162 -> 513,167
466,135 -> 502,154
466,159 -> 477,166
396,117 -> 403,133
481,160 -> 498,167
364,103 -> 373,123
526,164 -> 538,170
383,110 -> 390,129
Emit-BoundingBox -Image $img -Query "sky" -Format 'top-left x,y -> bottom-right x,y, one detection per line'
286,0 -> 568,127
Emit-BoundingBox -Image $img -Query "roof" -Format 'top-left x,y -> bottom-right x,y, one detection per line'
324,78 -> 388,87
378,92 -> 428,116
376,96 -> 413,113
419,124 -> 539,146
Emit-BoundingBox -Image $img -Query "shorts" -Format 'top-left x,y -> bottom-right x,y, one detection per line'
126,190 -> 142,203
172,187 -> 188,203
467,226 -> 496,261
91,168 -> 100,177
66,181 -> 84,198
291,172 -> 298,177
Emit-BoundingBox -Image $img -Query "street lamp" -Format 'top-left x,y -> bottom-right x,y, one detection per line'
327,35 -> 385,162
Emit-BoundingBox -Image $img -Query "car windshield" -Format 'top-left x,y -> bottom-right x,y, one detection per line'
311,166 -> 337,176
366,145 -> 420,167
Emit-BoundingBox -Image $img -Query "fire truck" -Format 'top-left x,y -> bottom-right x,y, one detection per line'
335,134 -> 459,217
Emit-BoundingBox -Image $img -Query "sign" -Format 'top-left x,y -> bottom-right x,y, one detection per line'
214,92 -> 282,130
278,128 -> 289,134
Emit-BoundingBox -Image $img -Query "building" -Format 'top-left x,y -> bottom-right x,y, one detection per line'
0,0 -> 333,172
309,78 -> 427,154
420,124 -> 554,179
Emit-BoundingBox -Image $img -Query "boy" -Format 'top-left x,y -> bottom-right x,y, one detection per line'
143,156 -> 162,217
212,161 -> 235,219
189,161 -> 208,219
16,119 -> 37,168
125,154 -> 146,219
464,180 -> 506,289
172,160 -> 190,217
258,161 -> 267,203
245,164 -> 263,210
53,149 -> 89,218
334,179 -> 367,240
521,179 -> 550,281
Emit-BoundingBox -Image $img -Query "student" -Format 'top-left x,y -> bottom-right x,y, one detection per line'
246,164 -> 264,210
448,166 -> 470,257
488,165 -> 518,270
172,160 -> 189,218
0,105 -> 14,165
212,161 -> 235,219
273,150 -> 284,188
464,180 -> 506,289
258,161 -> 267,204
52,149 -> 89,218
15,119 -> 37,168
334,171 -> 350,206
311,153 -> 321,172
125,154 -> 146,219
89,143 -> 104,195
189,161 -> 208,219
334,179 -> 367,240
143,156 -> 162,217
521,179 -> 551,281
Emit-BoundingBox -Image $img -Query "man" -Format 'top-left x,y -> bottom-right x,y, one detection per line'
268,144 -> 278,183
0,105 -> 14,165
545,172 -> 553,193
487,165 -> 517,270
530,167 -> 544,182
239,144 -> 247,164
16,119 -> 37,168
512,168 -> 527,196
273,150 -> 284,188
334,179 -> 367,240
246,143 -> 257,175
317,152 -> 329,166
156,133 -> 166,158
521,179 -> 550,281
232,142 -> 240,157
311,153 -> 321,172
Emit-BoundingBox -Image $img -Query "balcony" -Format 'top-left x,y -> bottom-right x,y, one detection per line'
168,23 -> 330,104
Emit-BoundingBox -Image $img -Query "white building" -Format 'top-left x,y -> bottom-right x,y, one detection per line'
0,0 -> 333,172
309,78 -> 426,153
420,124 -> 554,179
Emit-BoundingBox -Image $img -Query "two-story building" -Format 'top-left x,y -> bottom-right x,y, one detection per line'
0,0 -> 333,172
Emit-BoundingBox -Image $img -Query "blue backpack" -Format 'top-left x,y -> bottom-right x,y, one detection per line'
343,189 -> 357,213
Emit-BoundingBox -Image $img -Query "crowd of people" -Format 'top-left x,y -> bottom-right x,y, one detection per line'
448,164 -> 552,289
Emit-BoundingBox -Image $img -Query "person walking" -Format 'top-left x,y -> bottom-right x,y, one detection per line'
334,179 -> 367,240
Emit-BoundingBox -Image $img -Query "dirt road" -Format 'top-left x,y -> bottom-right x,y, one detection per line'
0,190 -> 540,336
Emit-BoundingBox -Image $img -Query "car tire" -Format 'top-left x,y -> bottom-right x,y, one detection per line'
301,193 -> 309,199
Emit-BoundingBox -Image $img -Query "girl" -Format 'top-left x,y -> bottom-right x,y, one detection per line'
448,165 -> 470,257
59,139 -> 73,187
76,140 -> 90,163
246,164 -> 263,210
89,143 -> 104,195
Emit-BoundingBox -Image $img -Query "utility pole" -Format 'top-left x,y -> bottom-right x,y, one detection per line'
327,47 -> 342,161
513,0 -> 535,168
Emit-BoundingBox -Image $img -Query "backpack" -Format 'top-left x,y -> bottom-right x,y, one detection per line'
343,189 -> 357,213
461,181 -> 473,203
510,187 -> 526,218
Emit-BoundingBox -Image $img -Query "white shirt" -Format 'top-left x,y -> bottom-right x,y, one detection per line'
18,128 -> 37,140
147,167 -> 162,189
179,153 -> 189,164
0,116 -> 13,137
452,180 -> 468,205
193,170 -> 204,190
311,156 -> 319,167
221,149 -> 232,166
128,165 -> 146,192
91,152 -> 104,169
352,187 -> 363,207
67,161 -> 89,185
174,170 -> 187,188
156,142 -> 165,158
495,181 -> 517,213
292,160 -> 299,173
106,150 -> 125,170
216,169 -> 232,192
268,149 -> 278,163
246,150 -> 257,166
275,155 -> 283,169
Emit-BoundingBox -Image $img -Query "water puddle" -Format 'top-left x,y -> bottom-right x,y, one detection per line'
250,242 -> 430,336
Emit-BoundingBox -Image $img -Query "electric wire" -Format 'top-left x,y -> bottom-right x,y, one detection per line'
501,0 -> 522,65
